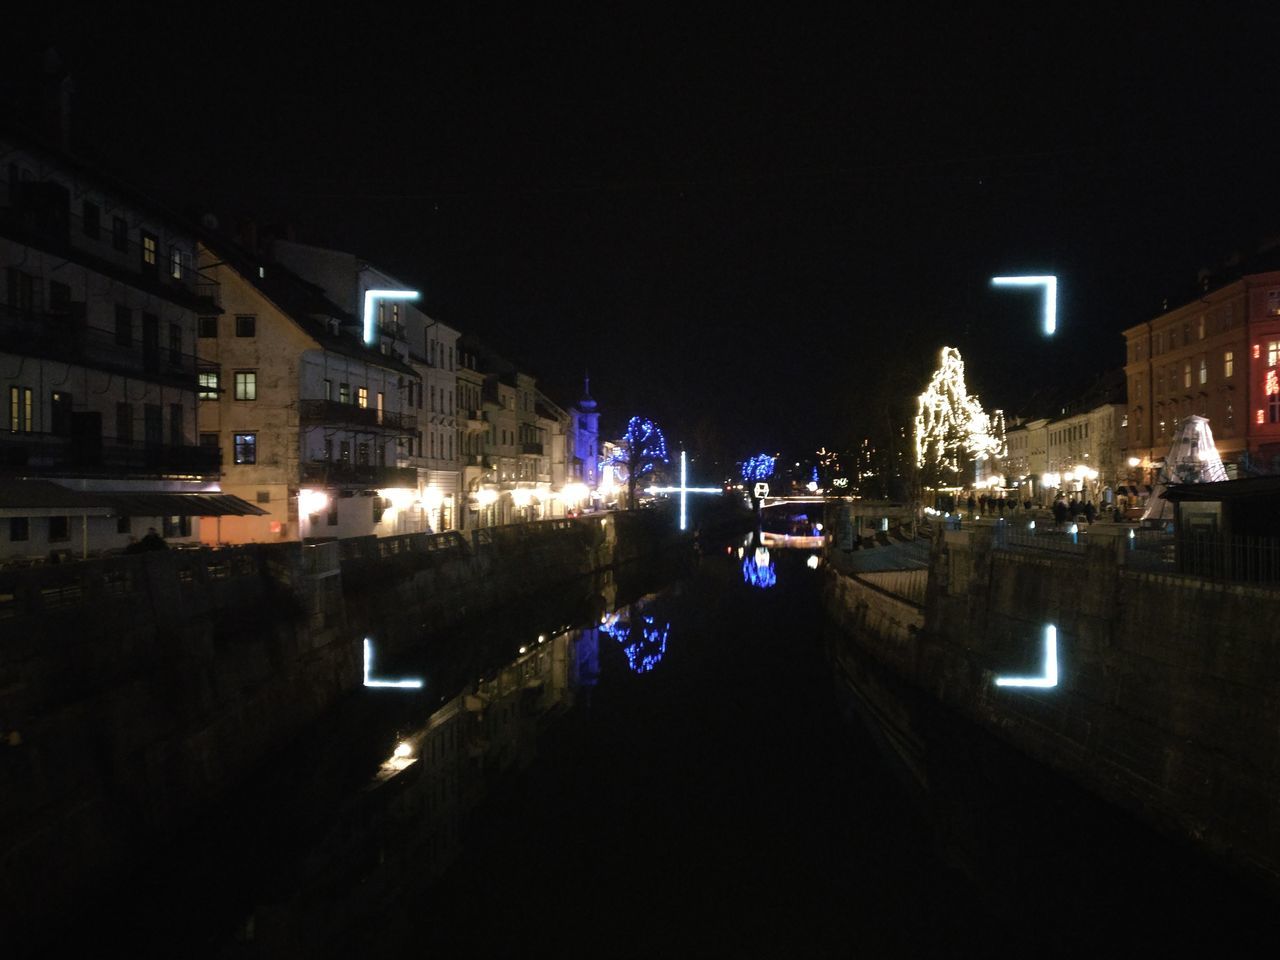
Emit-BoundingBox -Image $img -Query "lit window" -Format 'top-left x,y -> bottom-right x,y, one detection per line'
1197,316 -> 1204,340
357,387 -> 368,409
1199,358 -> 1207,385
9,386 -> 33,432
1183,362 -> 1191,389
233,433 -> 257,464
1224,351 -> 1233,378
198,371 -> 220,400
170,247 -> 183,279
142,232 -> 157,266
234,371 -> 257,401
1269,341 -> 1280,368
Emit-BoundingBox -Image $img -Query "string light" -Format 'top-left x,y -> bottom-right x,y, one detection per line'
741,454 -> 776,483
915,347 -> 1003,478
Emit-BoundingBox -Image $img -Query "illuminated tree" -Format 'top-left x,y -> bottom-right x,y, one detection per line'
740,454 -> 776,484
608,416 -> 670,508
914,347 -> 1003,488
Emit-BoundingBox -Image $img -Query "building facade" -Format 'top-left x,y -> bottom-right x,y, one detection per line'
1,130 -> 241,558
195,239 -> 419,542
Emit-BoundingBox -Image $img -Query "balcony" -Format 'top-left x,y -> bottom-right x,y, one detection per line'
0,181 -> 220,312
301,461 -> 417,487
520,441 -> 544,456
0,432 -> 220,479
0,303 -> 205,390
298,399 -> 417,433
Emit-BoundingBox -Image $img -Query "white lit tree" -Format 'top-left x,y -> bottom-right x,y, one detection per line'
914,347 -> 1003,488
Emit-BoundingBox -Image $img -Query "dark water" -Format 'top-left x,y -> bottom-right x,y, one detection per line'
47,535 -> 1278,957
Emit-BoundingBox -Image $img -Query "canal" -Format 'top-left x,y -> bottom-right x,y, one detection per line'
53,530 -> 1276,957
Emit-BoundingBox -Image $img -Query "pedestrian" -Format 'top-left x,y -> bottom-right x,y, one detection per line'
967,494 -> 976,515
1084,501 -> 1096,525
139,527 -> 168,551
1052,497 -> 1068,527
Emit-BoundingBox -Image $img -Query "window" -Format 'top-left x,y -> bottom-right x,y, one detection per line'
1183,362 -> 1191,389
141,231 -> 157,271
357,442 -> 369,465
1199,358 -> 1207,385
1269,341 -> 1280,368
169,323 -> 182,367
339,440 -> 351,463
198,370 -> 219,401
144,404 -> 163,447
199,432 -> 219,452
323,378 -> 332,401
256,490 -> 270,504
1224,351 -> 1234,378
10,517 -> 29,542
170,247 -> 184,280
234,371 -> 257,401
198,316 -> 218,338
163,515 -> 192,538
1197,316 -> 1205,340
233,433 -> 257,464
49,281 -> 71,314
48,516 -> 69,543
1270,291 -> 1280,316
1271,393 -> 1280,425
357,387 -> 368,409
327,499 -> 339,526
117,516 -> 131,535
323,438 -> 333,461
169,403 -> 184,447
115,305 -> 132,346
339,382 -> 351,404
116,402 -> 133,443
83,201 -> 100,239
112,216 -> 127,252
235,315 -> 256,337
9,386 -> 32,433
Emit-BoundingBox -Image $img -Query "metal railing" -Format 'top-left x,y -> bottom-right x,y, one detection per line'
1172,534 -> 1280,583
300,461 -> 417,487
0,302 -> 206,389
0,432 -> 220,478
991,519 -> 1087,554
298,399 -> 417,433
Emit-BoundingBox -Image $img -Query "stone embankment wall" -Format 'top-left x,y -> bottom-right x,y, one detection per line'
0,510 -> 678,936
824,525 -> 1280,893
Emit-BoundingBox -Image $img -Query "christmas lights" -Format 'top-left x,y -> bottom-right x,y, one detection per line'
741,453 -> 776,483
915,347 -> 1003,478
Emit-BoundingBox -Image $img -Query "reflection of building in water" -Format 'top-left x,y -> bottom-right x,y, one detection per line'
237,628 -> 591,948
598,596 -> 671,674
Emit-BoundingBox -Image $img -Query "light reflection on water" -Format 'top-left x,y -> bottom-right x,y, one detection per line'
600,605 -> 671,675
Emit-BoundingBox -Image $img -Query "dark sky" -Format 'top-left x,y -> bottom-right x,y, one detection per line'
10,8 -> 1280,466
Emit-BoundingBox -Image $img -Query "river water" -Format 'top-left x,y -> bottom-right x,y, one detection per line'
56,530 -> 1278,957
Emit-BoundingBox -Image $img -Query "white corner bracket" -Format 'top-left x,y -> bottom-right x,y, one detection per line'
363,637 -> 424,689
991,275 -> 1058,336
362,289 -> 420,345
995,624 -> 1058,689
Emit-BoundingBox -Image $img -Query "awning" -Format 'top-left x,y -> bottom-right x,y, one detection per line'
0,480 -> 267,517
98,492 -> 269,517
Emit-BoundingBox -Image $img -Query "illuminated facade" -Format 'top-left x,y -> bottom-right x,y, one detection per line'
195,239 -> 420,542
1043,403 -> 1125,504
1121,274 -> 1271,481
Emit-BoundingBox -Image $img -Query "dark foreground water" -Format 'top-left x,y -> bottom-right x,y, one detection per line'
51,537 -> 1279,957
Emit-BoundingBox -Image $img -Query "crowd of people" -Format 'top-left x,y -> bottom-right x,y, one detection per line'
934,491 -> 1127,528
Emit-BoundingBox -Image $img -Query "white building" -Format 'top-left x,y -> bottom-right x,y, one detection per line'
0,128 -> 264,559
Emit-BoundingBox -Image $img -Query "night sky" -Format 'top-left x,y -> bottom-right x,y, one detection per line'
9,8 -> 1280,465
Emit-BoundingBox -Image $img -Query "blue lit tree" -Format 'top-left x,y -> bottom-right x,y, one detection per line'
609,416 -> 669,508
741,454 -> 776,485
